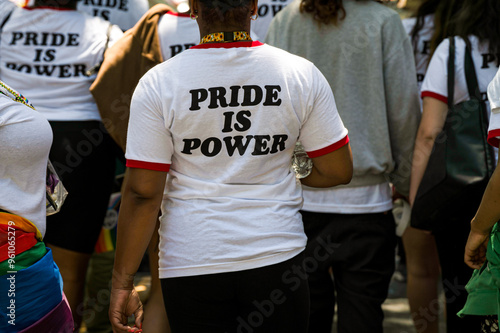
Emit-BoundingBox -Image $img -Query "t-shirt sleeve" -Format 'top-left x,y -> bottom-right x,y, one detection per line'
107,24 -> 124,48
298,67 -> 349,158
125,75 -> 173,171
421,37 -> 471,106
488,69 -> 500,147
421,38 -> 450,104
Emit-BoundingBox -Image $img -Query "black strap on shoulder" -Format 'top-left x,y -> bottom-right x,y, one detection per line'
0,10 -> 13,30
462,38 -> 496,176
464,44 -> 480,101
447,36 -> 455,109
0,9 -> 14,48
0,208 -> 10,213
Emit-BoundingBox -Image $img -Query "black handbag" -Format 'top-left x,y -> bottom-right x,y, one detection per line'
411,37 -> 496,232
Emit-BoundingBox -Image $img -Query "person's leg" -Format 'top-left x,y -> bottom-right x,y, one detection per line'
402,226 -> 441,333
161,272 -> 239,333
142,221 -> 171,333
435,198 -> 481,333
236,253 -> 310,333
301,210 -> 337,333
434,211 -> 481,333
84,250 -> 116,333
331,212 -> 397,333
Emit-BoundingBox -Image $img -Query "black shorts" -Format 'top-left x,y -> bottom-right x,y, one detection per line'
161,253 -> 310,333
44,121 -> 117,254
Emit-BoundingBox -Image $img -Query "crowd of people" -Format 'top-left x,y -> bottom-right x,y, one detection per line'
0,0 -> 499,332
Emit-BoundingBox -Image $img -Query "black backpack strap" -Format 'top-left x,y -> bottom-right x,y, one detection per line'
447,36 -> 455,109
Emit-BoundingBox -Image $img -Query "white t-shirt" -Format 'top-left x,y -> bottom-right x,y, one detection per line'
76,0 -> 149,31
126,41 -> 349,278
487,67 -> 500,147
158,11 -> 199,60
0,93 -> 53,237
252,0 -> 293,40
421,36 -> 498,110
402,14 -> 434,90
158,12 -> 259,60
0,7 -> 123,121
422,35 -> 499,161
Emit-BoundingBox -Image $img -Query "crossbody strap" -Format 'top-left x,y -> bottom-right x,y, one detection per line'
462,39 -> 496,175
0,10 -> 13,30
447,36 -> 455,109
0,9 -> 14,48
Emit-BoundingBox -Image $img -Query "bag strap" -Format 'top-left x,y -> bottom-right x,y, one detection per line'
464,44 -> 481,102
462,40 -> 496,175
447,36 -> 455,109
0,10 -> 13,31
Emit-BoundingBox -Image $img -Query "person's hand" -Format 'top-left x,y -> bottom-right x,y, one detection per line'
109,286 -> 144,333
464,228 -> 490,270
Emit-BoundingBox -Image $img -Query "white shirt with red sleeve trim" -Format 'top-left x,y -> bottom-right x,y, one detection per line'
421,35 -> 499,161
488,67 -> 500,147
421,36 -> 499,109
125,41 -> 348,278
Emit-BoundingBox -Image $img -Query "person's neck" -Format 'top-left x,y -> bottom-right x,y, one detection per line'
199,24 -> 251,39
33,0 -> 76,9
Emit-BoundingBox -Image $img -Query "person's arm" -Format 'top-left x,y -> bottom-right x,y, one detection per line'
110,167 -> 167,333
464,164 -> 500,269
300,143 -> 353,188
408,97 -> 448,205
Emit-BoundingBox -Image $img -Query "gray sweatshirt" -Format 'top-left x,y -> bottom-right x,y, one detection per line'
266,0 -> 421,196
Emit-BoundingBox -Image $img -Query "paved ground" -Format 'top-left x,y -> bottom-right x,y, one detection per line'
373,272 -> 446,333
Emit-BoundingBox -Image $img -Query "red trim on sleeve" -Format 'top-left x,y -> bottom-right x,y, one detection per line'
166,11 -> 190,17
488,129 -> 500,148
23,6 -> 74,10
421,91 -> 448,104
126,160 -> 170,172
306,135 -> 350,158
191,41 -> 264,49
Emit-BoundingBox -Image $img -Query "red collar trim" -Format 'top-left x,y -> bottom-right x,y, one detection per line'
166,11 -> 190,17
23,6 -> 74,11
191,41 -> 264,49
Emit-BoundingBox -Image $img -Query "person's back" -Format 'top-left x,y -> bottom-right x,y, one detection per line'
267,0 -> 419,198
0,5 -> 122,121
266,1 -> 420,332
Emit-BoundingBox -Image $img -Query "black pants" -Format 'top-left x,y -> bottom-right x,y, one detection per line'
161,254 -> 310,333
301,211 -> 396,333
434,201 -> 482,333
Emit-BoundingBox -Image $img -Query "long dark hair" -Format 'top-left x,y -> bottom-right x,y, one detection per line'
299,0 -> 346,25
450,0 -> 500,54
